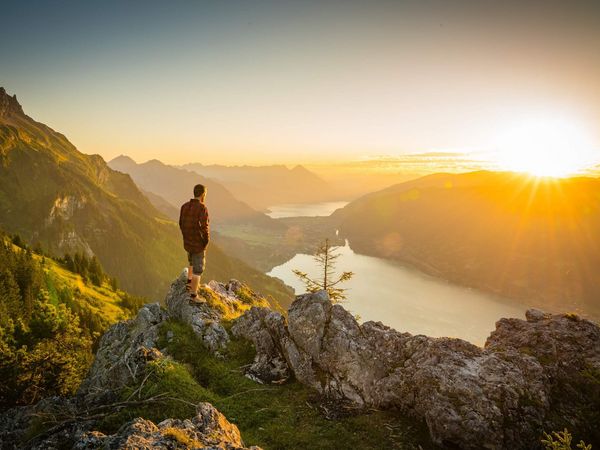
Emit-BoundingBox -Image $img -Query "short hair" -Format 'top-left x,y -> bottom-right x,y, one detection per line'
193,184 -> 206,198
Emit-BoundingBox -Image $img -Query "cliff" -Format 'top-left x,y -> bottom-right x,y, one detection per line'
1,273 -> 598,449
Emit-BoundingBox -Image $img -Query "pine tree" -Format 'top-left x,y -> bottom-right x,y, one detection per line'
293,238 -> 354,303
88,256 -> 104,286
64,253 -> 75,272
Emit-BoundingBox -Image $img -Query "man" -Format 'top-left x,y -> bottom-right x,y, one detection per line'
179,184 -> 210,302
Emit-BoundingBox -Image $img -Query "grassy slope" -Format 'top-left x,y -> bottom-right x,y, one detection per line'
97,320 -> 434,450
42,256 -> 129,327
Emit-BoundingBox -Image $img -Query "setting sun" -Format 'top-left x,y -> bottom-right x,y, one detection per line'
492,115 -> 597,177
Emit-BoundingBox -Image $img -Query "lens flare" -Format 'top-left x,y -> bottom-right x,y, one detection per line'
492,115 -> 598,177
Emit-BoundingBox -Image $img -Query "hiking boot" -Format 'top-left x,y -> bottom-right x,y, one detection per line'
189,293 -> 206,305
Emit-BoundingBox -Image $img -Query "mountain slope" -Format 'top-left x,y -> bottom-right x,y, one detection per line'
180,162 -> 338,210
333,171 -> 600,317
0,230 -> 143,407
0,88 -> 292,304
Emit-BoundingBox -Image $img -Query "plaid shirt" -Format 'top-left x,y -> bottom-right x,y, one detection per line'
179,199 -> 210,253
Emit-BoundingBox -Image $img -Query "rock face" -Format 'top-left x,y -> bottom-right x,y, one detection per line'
232,291 -> 600,449
165,274 -> 231,353
78,272 -> 265,401
74,403 -> 259,450
77,302 -> 167,404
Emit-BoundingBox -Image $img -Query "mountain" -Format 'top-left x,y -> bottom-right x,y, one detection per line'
333,171 -> 600,317
0,88 -> 292,304
109,156 -> 278,228
180,162 -> 339,210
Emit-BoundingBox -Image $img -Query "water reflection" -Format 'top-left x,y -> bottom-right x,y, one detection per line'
268,241 -> 527,346
265,201 -> 349,218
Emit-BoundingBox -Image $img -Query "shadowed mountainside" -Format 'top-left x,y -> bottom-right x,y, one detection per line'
333,171 -> 600,317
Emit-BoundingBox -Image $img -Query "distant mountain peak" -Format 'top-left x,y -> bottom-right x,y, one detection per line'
0,87 -> 24,117
109,155 -> 137,166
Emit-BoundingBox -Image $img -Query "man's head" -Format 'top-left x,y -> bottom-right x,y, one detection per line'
193,184 -> 206,200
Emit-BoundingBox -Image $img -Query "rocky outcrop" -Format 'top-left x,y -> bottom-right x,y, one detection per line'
0,87 -> 24,117
165,275 -> 231,353
77,302 -> 167,404
233,292 -> 600,449
74,403 -> 259,449
78,273 -> 267,402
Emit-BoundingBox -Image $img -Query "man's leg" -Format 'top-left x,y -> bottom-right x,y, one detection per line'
186,253 -> 194,291
189,251 -> 206,300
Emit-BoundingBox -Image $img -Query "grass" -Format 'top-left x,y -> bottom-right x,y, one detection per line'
98,319 -> 435,450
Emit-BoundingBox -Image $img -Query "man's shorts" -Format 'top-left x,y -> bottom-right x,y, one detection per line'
187,250 -> 206,275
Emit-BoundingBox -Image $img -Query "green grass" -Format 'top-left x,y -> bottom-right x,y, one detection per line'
98,320 -> 434,450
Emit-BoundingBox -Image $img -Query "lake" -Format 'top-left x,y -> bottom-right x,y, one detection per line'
268,240 -> 527,346
265,201 -> 349,219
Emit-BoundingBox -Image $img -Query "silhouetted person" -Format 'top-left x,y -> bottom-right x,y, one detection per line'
179,184 -> 210,302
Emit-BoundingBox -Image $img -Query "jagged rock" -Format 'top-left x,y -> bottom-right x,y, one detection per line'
525,308 -> 551,322
78,274 -> 267,401
165,272 -> 230,353
0,87 -> 24,117
232,292 -> 600,449
231,306 -> 291,383
73,403 -> 260,449
77,302 -> 168,403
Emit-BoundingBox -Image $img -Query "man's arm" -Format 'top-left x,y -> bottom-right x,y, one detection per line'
200,205 -> 210,246
179,204 -> 185,231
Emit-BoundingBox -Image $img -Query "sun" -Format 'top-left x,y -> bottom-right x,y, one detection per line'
491,115 -> 598,177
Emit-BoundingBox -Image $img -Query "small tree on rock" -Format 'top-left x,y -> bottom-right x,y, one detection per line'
293,238 -> 353,303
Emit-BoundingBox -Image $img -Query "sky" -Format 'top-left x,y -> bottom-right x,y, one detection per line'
1,0 -> 600,167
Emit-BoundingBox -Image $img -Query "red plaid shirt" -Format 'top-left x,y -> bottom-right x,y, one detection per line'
179,199 -> 210,253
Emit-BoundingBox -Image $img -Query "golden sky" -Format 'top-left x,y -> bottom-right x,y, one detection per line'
1,1 -> 599,169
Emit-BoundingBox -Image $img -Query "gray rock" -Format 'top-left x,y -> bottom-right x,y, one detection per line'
77,302 -> 167,403
165,272 -> 230,353
232,290 -> 600,449
231,307 -> 291,383
73,402 -> 259,449
525,308 -> 551,322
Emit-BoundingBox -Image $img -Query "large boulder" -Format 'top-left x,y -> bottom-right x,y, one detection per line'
232,291 -> 600,449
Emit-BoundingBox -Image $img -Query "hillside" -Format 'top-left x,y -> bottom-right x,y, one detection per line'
0,88 -> 292,304
0,231 -> 143,407
333,171 -> 600,317
180,162 -> 339,211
